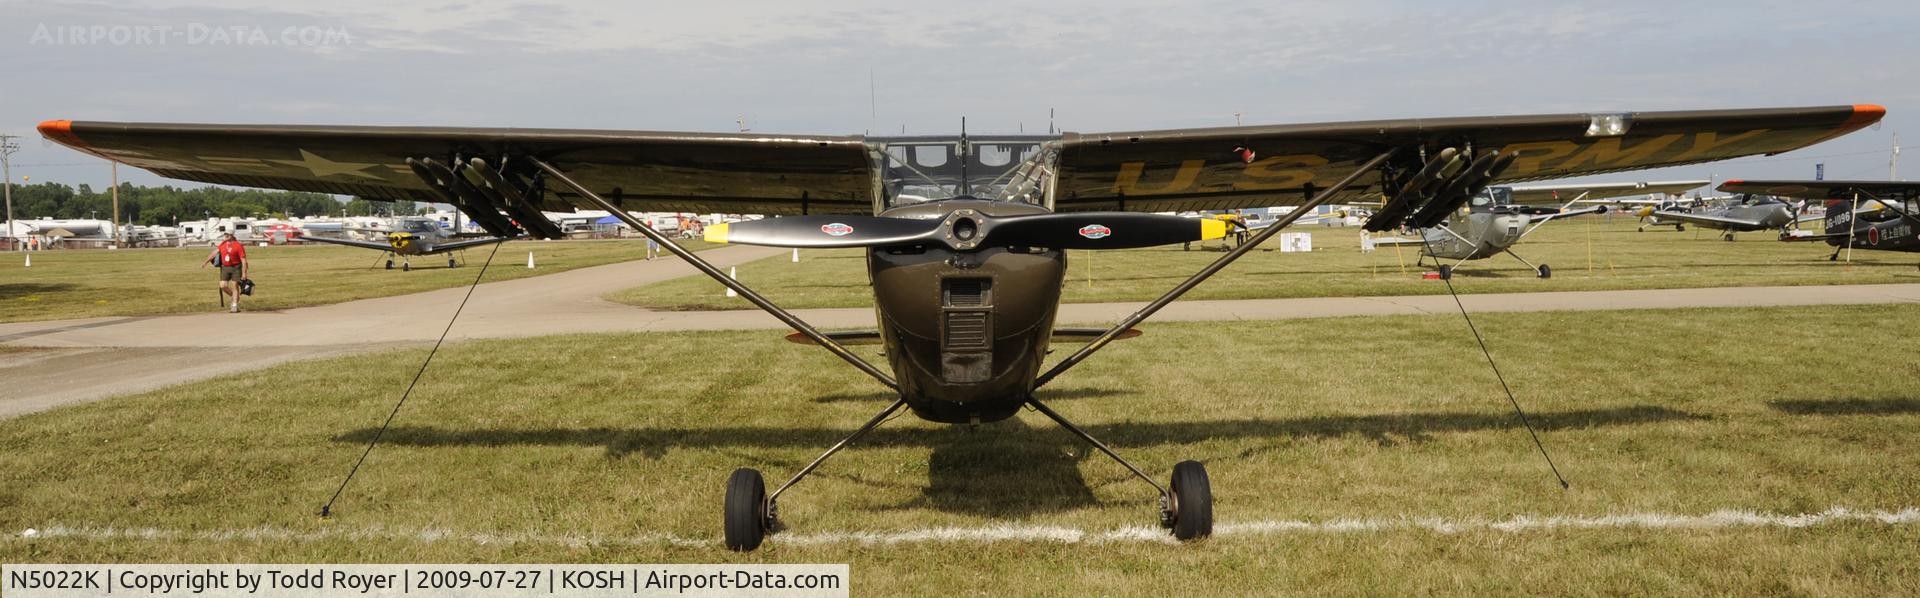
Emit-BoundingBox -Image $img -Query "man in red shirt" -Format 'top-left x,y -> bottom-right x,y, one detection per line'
203,233 -> 250,313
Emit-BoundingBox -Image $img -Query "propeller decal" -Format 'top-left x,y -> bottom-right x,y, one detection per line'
1078,224 -> 1112,239
821,223 -> 855,236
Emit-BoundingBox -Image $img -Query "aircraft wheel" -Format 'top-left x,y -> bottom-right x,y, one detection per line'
1637,225 -> 1645,232
724,468 -> 769,551
1677,224 -> 1686,232
402,262 -> 411,272
1438,265 -> 1453,280
384,260 -> 394,270
1537,264 -> 1551,279
1168,460 -> 1213,541
1723,233 -> 1736,242
448,258 -> 458,268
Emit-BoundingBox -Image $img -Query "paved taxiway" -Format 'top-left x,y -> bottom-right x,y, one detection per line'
4,244 -> 1917,417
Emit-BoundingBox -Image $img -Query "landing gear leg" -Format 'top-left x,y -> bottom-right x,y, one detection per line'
1504,249 -> 1549,279
726,398 -> 908,551
1026,397 -> 1211,540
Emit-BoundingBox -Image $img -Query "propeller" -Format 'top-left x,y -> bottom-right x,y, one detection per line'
705,210 -> 1229,251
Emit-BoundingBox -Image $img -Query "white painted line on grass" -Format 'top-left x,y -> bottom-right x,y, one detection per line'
18,506 -> 1918,548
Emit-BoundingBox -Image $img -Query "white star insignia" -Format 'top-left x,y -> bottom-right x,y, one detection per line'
271,149 -> 383,180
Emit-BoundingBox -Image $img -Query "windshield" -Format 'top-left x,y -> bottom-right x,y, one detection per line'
400,219 -> 437,233
873,136 -> 1055,207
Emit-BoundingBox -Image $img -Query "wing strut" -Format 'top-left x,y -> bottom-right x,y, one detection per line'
1031,147 -> 1400,389
526,157 -> 899,391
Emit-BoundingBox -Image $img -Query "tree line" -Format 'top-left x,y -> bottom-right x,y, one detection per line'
3,182 -> 421,225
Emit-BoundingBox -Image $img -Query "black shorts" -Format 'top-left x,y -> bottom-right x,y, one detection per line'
219,265 -> 244,281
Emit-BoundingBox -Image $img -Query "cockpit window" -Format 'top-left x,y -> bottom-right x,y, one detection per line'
874,135 -> 1056,207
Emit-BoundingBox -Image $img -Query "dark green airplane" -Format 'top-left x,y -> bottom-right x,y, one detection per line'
37,104 -> 1882,550
1718,180 -> 1920,264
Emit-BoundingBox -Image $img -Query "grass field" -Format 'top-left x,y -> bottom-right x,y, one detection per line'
0,238 -> 713,323
3,304 -> 1916,594
609,219 -> 1920,311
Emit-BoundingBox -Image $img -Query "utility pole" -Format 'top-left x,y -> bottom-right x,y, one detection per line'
1,134 -> 17,251
111,161 -> 121,247
1893,133 -> 1900,180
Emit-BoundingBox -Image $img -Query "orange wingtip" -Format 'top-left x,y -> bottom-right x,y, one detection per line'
1840,104 -> 1886,131
37,119 -> 87,149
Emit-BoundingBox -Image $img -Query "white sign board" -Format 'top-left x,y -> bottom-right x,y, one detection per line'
1279,232 -> 1312,253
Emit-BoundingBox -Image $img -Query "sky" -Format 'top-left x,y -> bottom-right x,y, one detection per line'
3,0 -> 1916,194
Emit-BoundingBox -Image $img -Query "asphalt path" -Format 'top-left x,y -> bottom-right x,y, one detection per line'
4,244 -> 1918,418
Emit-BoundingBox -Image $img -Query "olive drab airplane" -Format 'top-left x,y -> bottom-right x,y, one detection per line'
303,215 -> 510,270
1717,179 -> 1920,264
37,104 -> 1884,551
1370,179 -> 1707,279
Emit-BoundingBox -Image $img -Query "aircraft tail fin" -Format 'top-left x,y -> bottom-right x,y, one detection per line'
1824,199 -> 1853,235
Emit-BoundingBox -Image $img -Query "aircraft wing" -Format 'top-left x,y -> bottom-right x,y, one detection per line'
1366,236 -> 1426,247
1505,180 -> 1709,205
1647,210 -> 1772,228
36,120 -> 878,223
301,235 -> 396,251
1051,106 -> 1879,214
421,236 -> 511,254
1717,180 -> 1920,201
40,105 -> 1880,238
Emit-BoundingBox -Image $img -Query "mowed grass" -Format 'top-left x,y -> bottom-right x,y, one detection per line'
0,238 -> 714,323
609,218 -> 1920,310
3,305 -> 1917,594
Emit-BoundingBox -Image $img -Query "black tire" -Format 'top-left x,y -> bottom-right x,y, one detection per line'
1438,265 -> 1453,280
384,260 -> 394,270
1538,264 -> 1552,279
1723,233 -> 1736,242
448,258 -> 458,268
1169,460 -> 1212,540
402,262 -> 411,272
1676,224 -> 1686,232
724,468 -> 768,551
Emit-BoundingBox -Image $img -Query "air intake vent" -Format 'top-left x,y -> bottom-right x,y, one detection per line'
943,278 -> 991,307
944,311 -> 990,349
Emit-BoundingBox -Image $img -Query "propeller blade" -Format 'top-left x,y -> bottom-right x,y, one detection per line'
705,216 -> 945,248
988,213 -> 1228,250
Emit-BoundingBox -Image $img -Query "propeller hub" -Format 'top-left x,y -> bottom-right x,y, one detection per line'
943,210 -> 985,250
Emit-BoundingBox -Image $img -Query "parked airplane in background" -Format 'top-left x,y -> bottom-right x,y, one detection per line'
1718,180 -> 1920,264
1646,193 -> 1802,241
1372,180 -> 1705,279
303,216 -> 510,270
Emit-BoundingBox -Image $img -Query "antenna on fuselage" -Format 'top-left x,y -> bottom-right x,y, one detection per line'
958,116 -> 971,197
